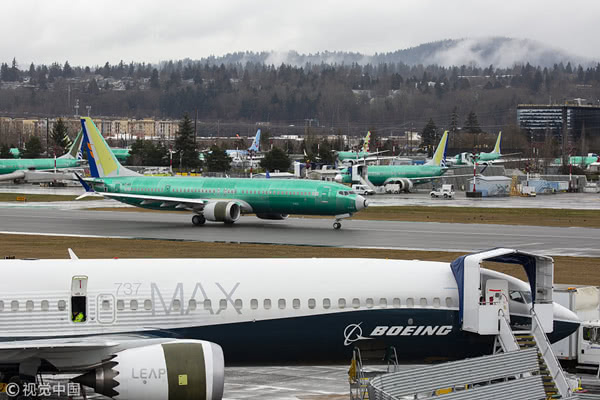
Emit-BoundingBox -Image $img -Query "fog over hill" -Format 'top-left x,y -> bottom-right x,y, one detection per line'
190,37 -> 593,68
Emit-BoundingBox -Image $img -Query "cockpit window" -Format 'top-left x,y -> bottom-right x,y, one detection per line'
509,290 -> 532,304
583,327 -> 600,344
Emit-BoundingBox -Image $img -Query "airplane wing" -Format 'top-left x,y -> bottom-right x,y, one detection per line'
0,170 -> 76,182
97,192 -> 253,213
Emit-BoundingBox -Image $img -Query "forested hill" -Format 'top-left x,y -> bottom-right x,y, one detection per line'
193,37 -> 593,68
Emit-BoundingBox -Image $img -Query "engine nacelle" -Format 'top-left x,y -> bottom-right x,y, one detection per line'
398,178 -> 414,192
203,201 -> 240,222
256,213 -> 289,220
74,340 -> 224,400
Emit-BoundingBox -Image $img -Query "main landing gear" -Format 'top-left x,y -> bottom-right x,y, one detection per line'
333,213 -> 351,230
192,214 -> 206,226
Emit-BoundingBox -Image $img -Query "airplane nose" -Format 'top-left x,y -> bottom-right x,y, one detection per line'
355,195 -> 368,211
547,302 -> 580,344
334,174 -> 343,183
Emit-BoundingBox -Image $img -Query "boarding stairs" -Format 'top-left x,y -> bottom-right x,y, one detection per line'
349,165 -> 381,193
349,347 -> 399,400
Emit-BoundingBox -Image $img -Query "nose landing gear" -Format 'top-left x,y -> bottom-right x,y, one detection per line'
333,213 -> 351,230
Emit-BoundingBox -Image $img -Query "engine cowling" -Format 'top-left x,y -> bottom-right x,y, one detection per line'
398,178 -> 414,192
74,340 -> 224,400
203,201 -> 240,222
256,213 -> 289,220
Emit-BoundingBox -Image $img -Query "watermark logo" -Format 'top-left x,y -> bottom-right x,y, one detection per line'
5,382 -> 80,397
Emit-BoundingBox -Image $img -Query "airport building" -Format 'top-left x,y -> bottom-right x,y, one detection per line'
517,102 -> 600,144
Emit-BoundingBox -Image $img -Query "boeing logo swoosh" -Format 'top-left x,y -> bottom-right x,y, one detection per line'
344,322 -> 373,346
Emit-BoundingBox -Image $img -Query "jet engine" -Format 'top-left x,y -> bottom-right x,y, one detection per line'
73,340 -> 224,400
203,202 -> 241,223
397,178 -> 414,192
256,213 -> 289,220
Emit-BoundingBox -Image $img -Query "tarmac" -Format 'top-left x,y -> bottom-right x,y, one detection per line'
0,207 -> 599,257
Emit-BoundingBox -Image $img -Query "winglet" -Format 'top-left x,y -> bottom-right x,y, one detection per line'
426,131 -> 449,166
68,248 -> 79,260
493,131 -> 502,154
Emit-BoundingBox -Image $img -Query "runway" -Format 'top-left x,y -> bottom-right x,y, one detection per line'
0,207 -> 598,257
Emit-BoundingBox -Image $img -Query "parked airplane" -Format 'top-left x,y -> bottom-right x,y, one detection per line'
335,131 -> 450,191
0,131 -> 83,182
448,132 -> 520,166
110,148 -> 131,162
552,153 -> 600,168
78,118 -> 367,229
335,131 -> 389,164
0,249 -> 578,399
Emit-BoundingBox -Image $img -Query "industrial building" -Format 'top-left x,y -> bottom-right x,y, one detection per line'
517,102 -> 600,145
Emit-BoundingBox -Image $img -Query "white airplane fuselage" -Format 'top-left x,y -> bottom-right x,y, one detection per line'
0,258 -> 578,365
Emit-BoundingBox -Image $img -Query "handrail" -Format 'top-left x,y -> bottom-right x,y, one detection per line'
531,307 -> 572,397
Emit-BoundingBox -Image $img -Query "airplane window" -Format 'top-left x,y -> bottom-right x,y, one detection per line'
117,300 -> 124,311
172,299 -> 181,311
188,299 -> 197,311
234,299 -> 243,310
393,298 -> 401,307
433,298 -> 441,308
41,300 -> 49,311
58,300 -> 66,311
26,300 -> 34,311
323,298 -> 331,309
264,299 -> 271,310
102,300 -> 110,310
366,298 -> 374,308
203,299 -> 212,310
219,299 -> 227,310
406,298 -> 414,308
278,299 -> 286,309
144,299 -> 153,310
130,300 -> 139,310
379,298 -> 387,308
352,298 -> 360,308
251,299 -> 258,310
445,297 -> 453,307
338,298 -> 346,309
420,298 -> 428,307
293,299 -> 300,309
308,298 -> 316,309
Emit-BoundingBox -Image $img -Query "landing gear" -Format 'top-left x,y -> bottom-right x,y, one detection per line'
333,213 -> 351,230
192,214 -> 206,226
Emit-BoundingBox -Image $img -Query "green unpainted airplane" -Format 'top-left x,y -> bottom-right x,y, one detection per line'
448,132 -> 520,166
335,131 -> 449,192
0,132 -> 83,182
10,144 -> 129,162
552,154 -> 599,168
335,131 -> 389,163
77,117 -> 368,229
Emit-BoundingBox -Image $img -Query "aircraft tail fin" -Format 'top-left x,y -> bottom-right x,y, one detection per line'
59,130 -> 84,159
248,129 -> 261,152
362,131 -> 371,153
493,131 -> 502,154
80,117 -> 139,178
426,131 -> 449,166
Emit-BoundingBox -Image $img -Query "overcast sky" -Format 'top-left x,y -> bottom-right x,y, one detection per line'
2,0 -> 598,67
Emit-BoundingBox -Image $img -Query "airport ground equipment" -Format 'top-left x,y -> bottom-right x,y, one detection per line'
553,286 -> 600,372
430,184 -> 455,199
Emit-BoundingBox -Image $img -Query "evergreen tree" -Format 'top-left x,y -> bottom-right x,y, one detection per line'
205,145 -> 231,172
463,111 -> 482,134
150,68 -> 160,89
50,118 -> 70,155
421,118 -> 437,156
0,144 -> 12,158
174,114 -> 199,170
87,78 -> 100,94
22,136 -> 43,158
260,147 -> 291,172
63,61 -> 73,78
